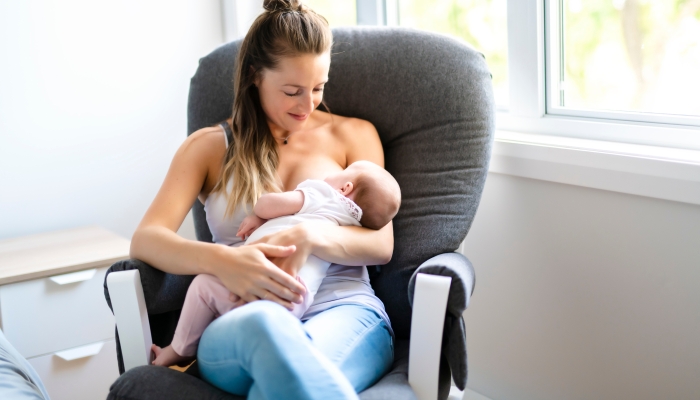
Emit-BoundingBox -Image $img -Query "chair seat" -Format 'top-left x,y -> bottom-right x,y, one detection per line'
107,340 -> 418,400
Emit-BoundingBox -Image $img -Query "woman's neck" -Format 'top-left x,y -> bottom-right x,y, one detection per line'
267,120 -> 290,140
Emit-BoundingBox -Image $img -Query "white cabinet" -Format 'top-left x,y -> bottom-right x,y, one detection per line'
0,267 -> 115,359
0,226 -> 130,400
28,339 -> 119,400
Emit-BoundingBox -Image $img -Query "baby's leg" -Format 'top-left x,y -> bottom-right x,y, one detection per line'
290,276 -> 312,319
153,274 -> 236,366
291,256 -> 331,318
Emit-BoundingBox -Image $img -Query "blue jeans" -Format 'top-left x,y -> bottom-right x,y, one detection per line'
0,329 -> 50,400
197,301 -> 394,400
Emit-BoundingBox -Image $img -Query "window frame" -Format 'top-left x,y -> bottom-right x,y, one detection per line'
500,0 -> 700,152
544,0 -> 700,129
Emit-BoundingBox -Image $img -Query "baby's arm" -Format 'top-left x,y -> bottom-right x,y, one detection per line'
254,191 -> 305,219
237,215 -> 267,240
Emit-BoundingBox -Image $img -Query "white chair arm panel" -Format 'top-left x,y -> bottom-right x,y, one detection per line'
408,273 -> 452,400
106,269 -> 153,371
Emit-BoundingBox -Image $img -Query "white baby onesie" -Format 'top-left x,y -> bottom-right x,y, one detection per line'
245,179 -> 363,317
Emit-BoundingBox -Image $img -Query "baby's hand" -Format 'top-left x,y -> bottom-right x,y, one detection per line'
237,215 -> 267,240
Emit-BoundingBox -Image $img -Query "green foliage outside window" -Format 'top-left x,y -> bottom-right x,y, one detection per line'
563,0 -> 700,115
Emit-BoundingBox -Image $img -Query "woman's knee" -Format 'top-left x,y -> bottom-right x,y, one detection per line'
207,300 -> 297,339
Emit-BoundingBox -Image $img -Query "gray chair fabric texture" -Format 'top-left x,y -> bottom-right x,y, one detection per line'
104,27 -> 493,400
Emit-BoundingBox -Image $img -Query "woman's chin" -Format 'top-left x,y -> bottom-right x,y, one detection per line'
283,119 -> 307,131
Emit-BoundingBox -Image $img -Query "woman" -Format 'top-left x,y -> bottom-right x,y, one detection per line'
130,0 -> 394,398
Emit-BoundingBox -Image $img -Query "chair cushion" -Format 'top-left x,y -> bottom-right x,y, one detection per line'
359,340 -> 417,400
107,364 -> 243,400
107,341 -> 429,400
324,28 -> 493,339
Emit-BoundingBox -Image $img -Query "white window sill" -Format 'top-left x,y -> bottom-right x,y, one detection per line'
490,130 -> 700,206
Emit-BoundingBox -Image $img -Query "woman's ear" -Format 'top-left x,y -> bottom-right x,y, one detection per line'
339,182 -> 354,196
250,66 -> 260,87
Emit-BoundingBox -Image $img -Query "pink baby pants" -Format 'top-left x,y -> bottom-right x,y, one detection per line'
170,274 -> 310,357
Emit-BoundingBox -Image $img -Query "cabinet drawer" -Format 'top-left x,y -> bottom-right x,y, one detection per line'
0,267 -> 115,359
28,339 -> 119,400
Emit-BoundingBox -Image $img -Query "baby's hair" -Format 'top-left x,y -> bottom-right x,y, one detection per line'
352,165 -> 401,230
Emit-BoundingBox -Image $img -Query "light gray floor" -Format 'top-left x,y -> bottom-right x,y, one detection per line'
450,386 -> 493,400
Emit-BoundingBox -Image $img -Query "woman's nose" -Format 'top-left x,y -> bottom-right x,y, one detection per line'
300,93 -> 314,114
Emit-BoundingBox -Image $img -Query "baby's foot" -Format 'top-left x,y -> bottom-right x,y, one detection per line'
151,344 -> 194,367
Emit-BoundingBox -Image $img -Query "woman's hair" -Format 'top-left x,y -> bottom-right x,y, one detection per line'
211,0 -> 333,218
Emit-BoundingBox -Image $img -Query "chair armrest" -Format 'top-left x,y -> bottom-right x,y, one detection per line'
407,252 -> 476,395
103,259 -> 195,373
408,273 -> 452,400
408,252 -> 475,315
103,259 -> 194,315
107,269 -> 153,372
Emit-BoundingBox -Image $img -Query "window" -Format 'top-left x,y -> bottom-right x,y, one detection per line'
398,0 -> 509,108
547,0 -> 700,124
304,0 -> 357,27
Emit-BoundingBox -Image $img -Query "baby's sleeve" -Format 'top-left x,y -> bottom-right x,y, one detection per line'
295,180 -> 331,215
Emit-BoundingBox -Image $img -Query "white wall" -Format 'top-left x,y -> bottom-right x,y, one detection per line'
221,0 -> 264,42
0,0 -> 225,241
462,173 -> 700,400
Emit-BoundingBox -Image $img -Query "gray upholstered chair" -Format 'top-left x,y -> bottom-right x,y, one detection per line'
103,27 -> 493,400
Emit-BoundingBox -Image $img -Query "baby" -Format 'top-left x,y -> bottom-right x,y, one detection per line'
152,160 -> 401,367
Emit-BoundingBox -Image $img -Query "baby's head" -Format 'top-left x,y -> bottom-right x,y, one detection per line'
324,161 -> 401,230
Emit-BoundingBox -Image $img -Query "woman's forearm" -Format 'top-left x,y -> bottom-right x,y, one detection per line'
131,224 -> 305,306
130,225 -> 219,276
309,222 -> 394,266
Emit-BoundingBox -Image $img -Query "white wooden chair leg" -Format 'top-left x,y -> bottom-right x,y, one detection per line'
106,269 -> 152,371
408,273 -> 452,400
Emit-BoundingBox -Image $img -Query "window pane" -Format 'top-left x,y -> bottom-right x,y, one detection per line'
557,0 -> 700,117
398,0 -> 509,108
304,0 -> 357,28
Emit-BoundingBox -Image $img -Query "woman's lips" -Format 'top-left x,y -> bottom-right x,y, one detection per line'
289,113 -> 308,121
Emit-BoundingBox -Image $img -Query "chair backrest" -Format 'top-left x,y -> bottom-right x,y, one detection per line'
187,27 -> 494,339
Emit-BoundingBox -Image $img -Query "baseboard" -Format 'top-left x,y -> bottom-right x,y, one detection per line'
449,385 -> 494,400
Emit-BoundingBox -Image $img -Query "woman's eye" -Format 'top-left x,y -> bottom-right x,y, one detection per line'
314,88 -> 324,93
284,92 -> 298,97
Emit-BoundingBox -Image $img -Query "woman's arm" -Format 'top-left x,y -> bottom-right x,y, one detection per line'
309,221 -> 393,265
130,128 -> 220,274
130,128 -> 305,307
257,221 -> 393,270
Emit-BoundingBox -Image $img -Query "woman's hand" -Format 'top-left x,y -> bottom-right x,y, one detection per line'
210,243 -> 306,310
248,223 -> 316,277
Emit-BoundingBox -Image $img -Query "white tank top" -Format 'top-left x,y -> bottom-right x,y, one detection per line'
203,125 -> 393,335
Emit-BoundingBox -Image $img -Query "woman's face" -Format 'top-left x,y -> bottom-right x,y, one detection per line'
256,52 -> 331,134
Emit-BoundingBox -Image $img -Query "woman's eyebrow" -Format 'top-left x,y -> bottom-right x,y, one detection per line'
282,81 -> 328,88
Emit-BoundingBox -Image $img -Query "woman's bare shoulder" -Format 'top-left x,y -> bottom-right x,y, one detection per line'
327,113 -> 377,135
180,126 -> 227,157
172,126 -> 228,191
327,113 -> 384,167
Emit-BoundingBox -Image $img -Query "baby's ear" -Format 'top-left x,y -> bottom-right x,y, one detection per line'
340,182 -> 354,195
